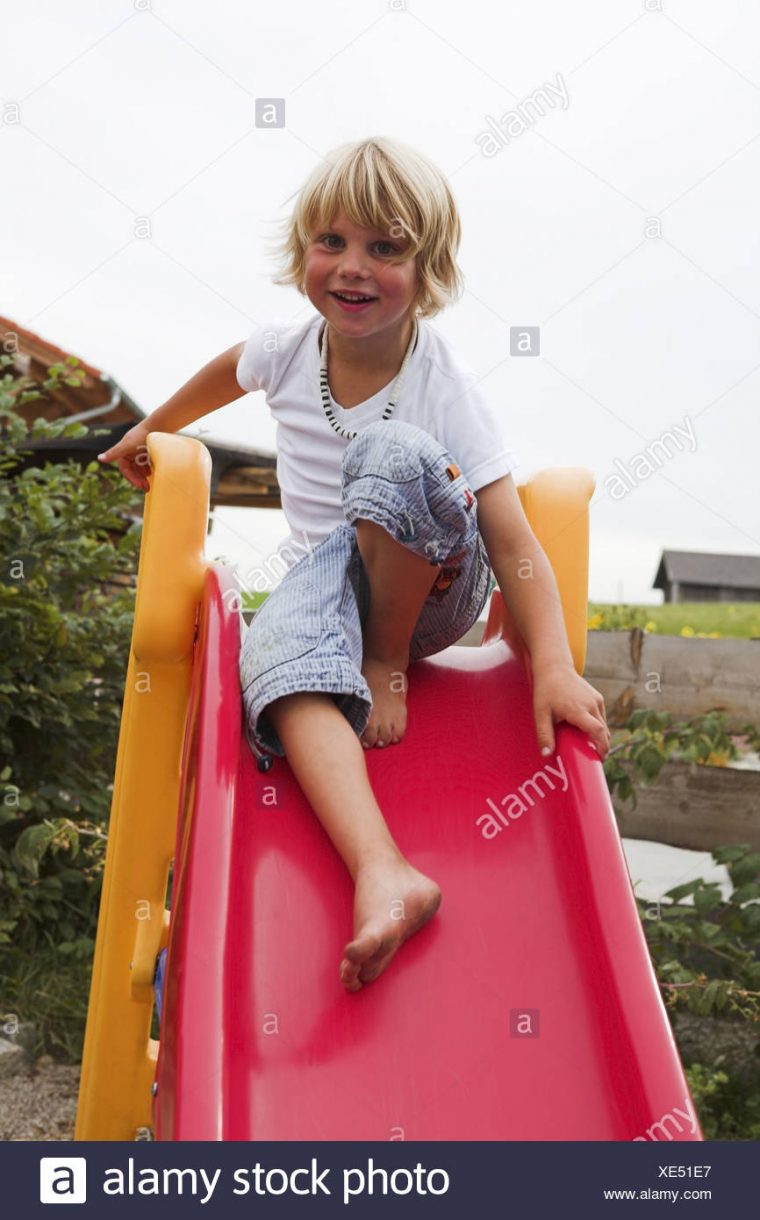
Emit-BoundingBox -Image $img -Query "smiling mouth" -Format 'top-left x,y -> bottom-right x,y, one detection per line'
331,291 -> 377,303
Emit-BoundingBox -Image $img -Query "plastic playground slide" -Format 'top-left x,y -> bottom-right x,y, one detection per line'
75,433 -> 702,1141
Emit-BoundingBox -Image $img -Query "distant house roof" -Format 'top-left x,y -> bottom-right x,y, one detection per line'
0,315 -> 281,511
653,549 -> 760,592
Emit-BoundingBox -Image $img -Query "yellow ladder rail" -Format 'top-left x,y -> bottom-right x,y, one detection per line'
75,433 -> 211,1140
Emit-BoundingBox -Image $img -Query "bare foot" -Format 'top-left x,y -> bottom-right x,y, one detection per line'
360,653 -> 409,748
340,852 -> 442,992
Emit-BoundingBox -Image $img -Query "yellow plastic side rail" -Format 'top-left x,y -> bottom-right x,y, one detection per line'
486,468 -> 595,676
75,433 -> 211,1141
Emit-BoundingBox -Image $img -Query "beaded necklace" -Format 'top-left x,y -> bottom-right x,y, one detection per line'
318,316 -> 418,441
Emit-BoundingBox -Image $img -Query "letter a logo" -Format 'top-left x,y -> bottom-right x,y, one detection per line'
39,1157 -> 87,1203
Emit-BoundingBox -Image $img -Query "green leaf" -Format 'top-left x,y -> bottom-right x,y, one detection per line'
13,823 -> 57,876
713,844 -> 752,864
694,884 -> 723,916
664,879 -> 702,903
730,882 -> 760,906
729,853 -> 760,887
700,922 -> 723,941
635,744 -> 665,782
699,979 -> 722,1014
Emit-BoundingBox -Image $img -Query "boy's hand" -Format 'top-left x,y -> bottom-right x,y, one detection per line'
531,662 -> 610,761
97,422 -> 152,491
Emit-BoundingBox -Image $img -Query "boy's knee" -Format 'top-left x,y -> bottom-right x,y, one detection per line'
340,419 -> 476,565
341,419 -> 443,489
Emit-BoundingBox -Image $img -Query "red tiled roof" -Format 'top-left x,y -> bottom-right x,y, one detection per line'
0,314 -> 103,379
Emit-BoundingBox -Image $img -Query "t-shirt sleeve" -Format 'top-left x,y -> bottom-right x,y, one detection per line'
235,320 -> 286,393
438,374 -> 520,492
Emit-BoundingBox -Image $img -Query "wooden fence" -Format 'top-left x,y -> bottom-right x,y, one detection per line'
463,624 -> 760,852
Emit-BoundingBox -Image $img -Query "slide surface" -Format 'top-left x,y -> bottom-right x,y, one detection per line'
153,565 -> 701,1142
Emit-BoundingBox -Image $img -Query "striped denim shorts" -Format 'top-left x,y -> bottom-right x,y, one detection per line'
240,418 -> 492,761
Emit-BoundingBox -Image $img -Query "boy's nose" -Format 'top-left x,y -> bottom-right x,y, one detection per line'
337,248 -> 370,275
337,262 -> 370,279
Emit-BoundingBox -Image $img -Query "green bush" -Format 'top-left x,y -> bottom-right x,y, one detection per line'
0,353 -> 141,1030
608,710 -> 760,1139
685,1063 -> 760,1141
604,708 -> 760,807
639,841 -> 760,1025
643,838 -> 760,1142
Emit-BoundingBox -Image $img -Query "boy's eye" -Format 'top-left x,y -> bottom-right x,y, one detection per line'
319,234 -> 398,255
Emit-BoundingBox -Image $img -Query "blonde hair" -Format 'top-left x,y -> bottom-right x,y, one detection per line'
267,137 -> 464,319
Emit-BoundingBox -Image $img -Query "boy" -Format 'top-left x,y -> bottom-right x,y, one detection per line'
99,137 -> 609,993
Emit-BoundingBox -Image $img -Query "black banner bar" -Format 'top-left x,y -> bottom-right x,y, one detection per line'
4,1140 -> 754,1218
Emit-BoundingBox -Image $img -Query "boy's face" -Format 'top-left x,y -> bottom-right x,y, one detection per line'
303,208 -> 419,341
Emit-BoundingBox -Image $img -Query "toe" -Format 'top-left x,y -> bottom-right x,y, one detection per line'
344,928 -> 382,965
355,929 -> 395,970
340,957 -> 363,991
375,720 -> 393,748
367,715 -> 387,748
359,945 -> 397,984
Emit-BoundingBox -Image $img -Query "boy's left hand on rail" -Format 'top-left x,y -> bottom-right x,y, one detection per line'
531,663 -> 610,762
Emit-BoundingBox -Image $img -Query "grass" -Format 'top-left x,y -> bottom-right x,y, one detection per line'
243,591 -> 760,640
241,591 -> 269,613
588,602 -> 760,639
1,948 -> 92,1062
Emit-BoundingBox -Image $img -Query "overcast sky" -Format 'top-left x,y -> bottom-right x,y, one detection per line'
4,1 -> 759,603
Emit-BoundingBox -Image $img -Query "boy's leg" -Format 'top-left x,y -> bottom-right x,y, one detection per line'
266,691 -> 441,992
354,518 -> 441,749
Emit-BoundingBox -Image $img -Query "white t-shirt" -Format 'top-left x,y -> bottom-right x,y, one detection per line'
236,312 -> 520,570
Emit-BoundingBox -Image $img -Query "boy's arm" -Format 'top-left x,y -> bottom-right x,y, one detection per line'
139,341 -> 247,435
97,341 -> 248,489
474,474 -> 575,673
475,474 -> 609,759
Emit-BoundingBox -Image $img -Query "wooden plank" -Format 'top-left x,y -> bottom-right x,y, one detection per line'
583,631 -> 760,727
615,761 -> 760,852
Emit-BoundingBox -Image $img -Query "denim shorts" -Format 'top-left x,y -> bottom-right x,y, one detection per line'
240,418 -> 492,761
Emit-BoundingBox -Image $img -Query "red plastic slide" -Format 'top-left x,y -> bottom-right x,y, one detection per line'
153,565 -> 702,1142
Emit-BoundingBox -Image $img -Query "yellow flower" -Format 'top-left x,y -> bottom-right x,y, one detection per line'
680,625 -> 695,637
588,613 -> 602,629
645,620 -> 657,632
704,751 -> 728,767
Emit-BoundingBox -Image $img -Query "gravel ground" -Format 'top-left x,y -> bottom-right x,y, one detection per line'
0,1058 -> 81,1142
